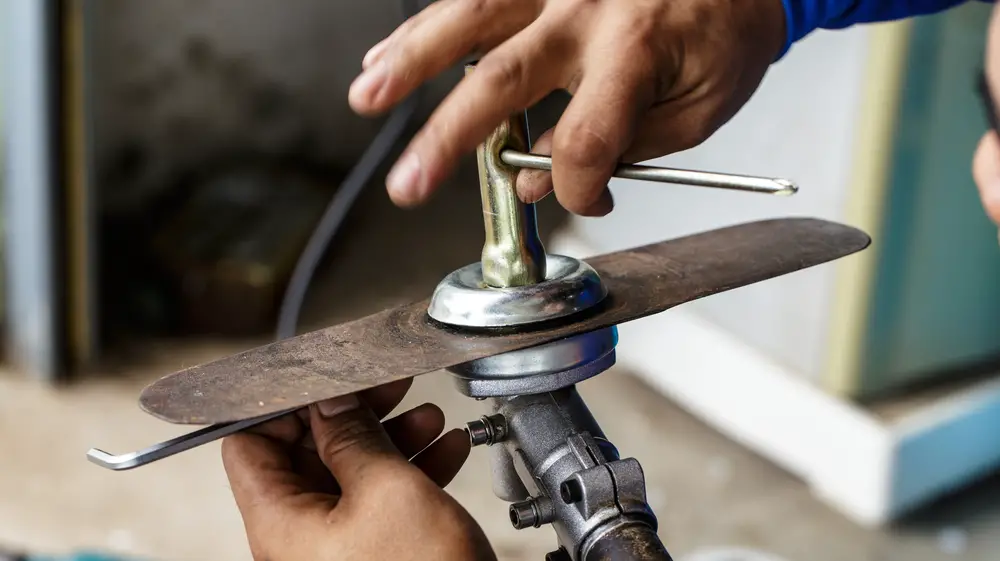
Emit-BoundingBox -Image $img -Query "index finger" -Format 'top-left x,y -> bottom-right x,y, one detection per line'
384,15 -> 578,206
350,0 -> 540,116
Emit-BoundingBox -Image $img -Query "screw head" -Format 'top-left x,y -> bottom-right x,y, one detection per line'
509,500 -> 539,529
560,478 -> 583,504
464,414 -> 508,447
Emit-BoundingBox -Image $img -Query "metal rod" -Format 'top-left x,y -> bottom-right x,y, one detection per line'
468,64 -> 547,287
86,409 -> 293,471
500,150 -> 798,196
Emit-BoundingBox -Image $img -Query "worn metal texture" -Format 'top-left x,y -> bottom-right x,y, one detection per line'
139,217 -> 870,424
584,523 -> 674,561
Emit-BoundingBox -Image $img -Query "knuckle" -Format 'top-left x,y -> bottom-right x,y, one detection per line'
314,416 -> 385,459
476,55 -> 525,92
620,10 -> 660,50
554,123 -> 615,169
415,120 -> 449,157
551,124 -> 617,215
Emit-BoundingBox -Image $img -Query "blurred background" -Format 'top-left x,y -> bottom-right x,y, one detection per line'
2,1 -> 1000,560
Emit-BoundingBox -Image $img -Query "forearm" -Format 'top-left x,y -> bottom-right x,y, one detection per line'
779,0 -> 980,56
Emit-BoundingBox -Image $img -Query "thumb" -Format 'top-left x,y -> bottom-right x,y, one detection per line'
308,394 -> 406,490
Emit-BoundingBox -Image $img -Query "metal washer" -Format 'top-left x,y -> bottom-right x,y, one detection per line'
449,327 -> 618,397
427,254 -> 608,328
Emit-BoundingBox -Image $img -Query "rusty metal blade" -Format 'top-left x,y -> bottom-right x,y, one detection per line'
139,217 -> 870,424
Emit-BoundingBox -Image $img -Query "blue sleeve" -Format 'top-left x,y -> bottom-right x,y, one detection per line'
779,0 -> 981,58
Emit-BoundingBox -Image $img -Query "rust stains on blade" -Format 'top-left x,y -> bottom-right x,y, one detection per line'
139,218 -> 870,424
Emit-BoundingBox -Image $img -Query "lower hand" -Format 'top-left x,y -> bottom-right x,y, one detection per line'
348,0 -> 786,216
221,379 -> 496,561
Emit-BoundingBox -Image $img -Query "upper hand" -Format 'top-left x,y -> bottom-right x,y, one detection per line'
348,0 -> 787,216
974,4 -> 1000,242
221,379 -> 496,561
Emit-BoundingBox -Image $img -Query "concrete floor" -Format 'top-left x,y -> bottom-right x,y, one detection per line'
2,355 -> 1000,561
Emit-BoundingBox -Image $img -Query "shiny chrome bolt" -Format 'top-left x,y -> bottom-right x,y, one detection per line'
465,414 -> 508,446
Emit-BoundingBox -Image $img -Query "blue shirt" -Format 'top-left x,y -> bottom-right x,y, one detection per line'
781,0 -> 979,57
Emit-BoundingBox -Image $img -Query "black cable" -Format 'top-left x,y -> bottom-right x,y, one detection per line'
275,0 -> 425,340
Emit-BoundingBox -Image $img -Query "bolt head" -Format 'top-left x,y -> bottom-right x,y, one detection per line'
508,500 -> 538,530
560,478 -> 583,504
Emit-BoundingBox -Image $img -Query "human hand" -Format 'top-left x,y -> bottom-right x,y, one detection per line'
221,379 -> 496,561
973,3 -> 1000,243
349,0 -> 787,216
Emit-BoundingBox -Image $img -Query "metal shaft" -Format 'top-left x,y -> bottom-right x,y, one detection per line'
478,386 -> 665,561
500,150 -> 798,196
467,65 -> 547,288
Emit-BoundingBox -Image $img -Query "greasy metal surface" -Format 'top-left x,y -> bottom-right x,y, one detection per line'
469,65 -> 546,287
486,387 -> 655,560
139,218 -> 870,424
583,524 -> 673,561
427,254 -> 608,328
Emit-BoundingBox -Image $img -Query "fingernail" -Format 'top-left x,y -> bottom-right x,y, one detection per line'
387,151 -> 424,203
362,39 -> 389,69
317,394 -> 360,418
349,60 -> 388,104
517,171 -> 552,203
